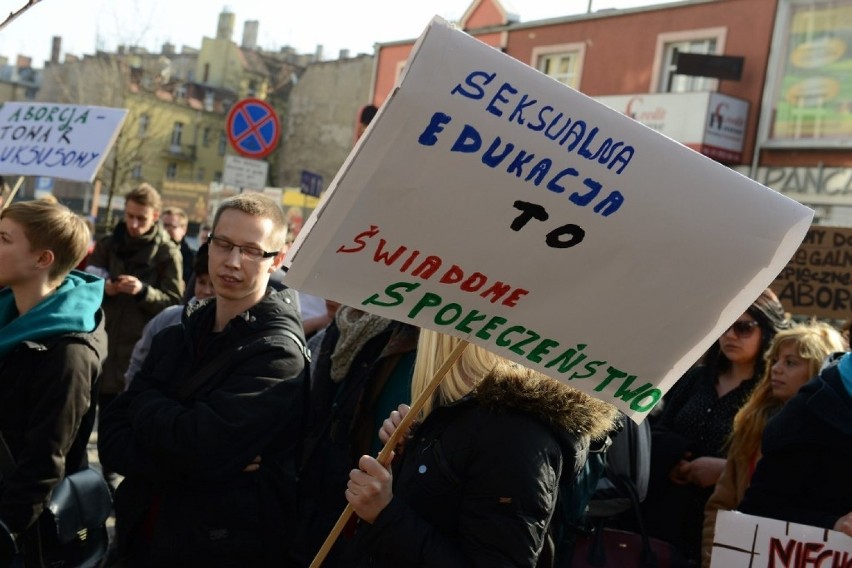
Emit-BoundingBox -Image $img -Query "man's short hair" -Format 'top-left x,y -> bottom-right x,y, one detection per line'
125,183 -> 162,212
1,200 -> 90,281
212,193 -> 288,250
162,207 -> 188,225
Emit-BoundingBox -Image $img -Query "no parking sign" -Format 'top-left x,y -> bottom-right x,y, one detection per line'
226,98 -> 280,159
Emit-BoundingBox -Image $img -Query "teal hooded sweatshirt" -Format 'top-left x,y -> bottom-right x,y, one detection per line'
0,270 -> 105,359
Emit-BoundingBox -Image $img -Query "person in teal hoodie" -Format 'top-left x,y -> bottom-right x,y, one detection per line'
0,200 -> 108,567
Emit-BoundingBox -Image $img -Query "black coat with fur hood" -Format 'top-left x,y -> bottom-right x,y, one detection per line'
344,369 -> 619,568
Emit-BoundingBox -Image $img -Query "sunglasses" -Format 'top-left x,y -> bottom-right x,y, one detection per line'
725,320 -> 760,338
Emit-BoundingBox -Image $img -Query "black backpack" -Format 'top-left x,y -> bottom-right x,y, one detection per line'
550,412 -> 652,566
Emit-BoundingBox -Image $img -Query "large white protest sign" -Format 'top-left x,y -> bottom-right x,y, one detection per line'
0,102 -> 127,182
284,17 -> 812,420
711,511 -> 852,567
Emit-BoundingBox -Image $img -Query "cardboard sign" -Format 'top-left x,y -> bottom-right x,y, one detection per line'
283,17 -> 813,420
0,102 -> 127,182
711,511 -> 852,567
771,225 -> 852,319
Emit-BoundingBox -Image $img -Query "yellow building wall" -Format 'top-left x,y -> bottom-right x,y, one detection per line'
123,93 -> 228,202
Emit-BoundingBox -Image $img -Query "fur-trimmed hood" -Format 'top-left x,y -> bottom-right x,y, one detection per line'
474,368 -> 620,442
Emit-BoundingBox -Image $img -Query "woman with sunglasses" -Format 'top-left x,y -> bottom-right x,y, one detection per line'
700,321 -> 844,567
641,289 -> 788,563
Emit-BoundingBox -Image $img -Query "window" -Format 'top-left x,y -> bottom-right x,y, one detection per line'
204,90 -> 215,112
202,127 -> 211,147
532,43 -> 586,89
131,164 -> 143,180
213,171 -> 222,183
170,122 -> 183,146
138,114 -> 149,138
196,167 -> 205,181
652,28 -> 727,93
218,131 -> 227,156
166,162 -> 177,179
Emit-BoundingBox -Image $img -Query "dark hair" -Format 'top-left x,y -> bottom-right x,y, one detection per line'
125,183 -> 162,212
192,243 -> 209,276
705,288 -> 788,378
359,104 -> 378,127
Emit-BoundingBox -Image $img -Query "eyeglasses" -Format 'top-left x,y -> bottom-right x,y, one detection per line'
724,320 -> 760,339
208,234 -> 278,260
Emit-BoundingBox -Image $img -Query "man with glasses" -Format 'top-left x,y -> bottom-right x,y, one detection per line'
98,193 -> 307,567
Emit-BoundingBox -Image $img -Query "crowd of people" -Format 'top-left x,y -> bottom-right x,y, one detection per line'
1,181 -> 852,565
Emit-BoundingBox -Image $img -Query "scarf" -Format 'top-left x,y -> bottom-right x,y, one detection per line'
329,306 -> 391,382
837,352 -> 852,397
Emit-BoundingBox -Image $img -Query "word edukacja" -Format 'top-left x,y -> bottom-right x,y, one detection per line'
415,69 -> 636,222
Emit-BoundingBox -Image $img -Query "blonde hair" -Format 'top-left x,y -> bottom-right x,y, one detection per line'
212,193 -> 288,249
728,321 -> 844,466
411,329 -> 538,420
1,200 -> 91,281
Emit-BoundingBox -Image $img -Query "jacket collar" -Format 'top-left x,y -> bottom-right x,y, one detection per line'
473,368 -> 619,442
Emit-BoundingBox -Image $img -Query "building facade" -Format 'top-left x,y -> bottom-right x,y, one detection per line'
29,9 -> 308,227
372,0 -> 852,226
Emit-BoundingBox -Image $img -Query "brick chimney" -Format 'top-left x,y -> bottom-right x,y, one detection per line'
51,36 -> 61,64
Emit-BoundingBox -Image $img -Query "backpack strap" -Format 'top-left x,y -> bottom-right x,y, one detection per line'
176,329 -> 308,402
0,432 -> 16,481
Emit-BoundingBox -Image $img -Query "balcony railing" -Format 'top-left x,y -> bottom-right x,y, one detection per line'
162,144 -> 197,161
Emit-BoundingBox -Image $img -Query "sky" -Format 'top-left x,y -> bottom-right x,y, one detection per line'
0,0 -> 681,66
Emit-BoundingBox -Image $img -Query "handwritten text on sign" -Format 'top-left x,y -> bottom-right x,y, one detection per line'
771,226 -> 852,319
284,18 -> 812,420
339,225 -> 661,412
711,511 -> 852,567
0,102 -> 127,182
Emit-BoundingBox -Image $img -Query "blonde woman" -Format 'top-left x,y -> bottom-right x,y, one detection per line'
701,321 -> 845,567
342,330 -> 619,567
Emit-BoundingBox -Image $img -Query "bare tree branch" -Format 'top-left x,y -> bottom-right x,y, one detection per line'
0,0 -> 43,33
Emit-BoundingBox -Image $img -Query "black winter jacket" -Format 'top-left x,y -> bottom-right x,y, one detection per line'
739,362 -> 852,529
89,222 -> 183,395
292,319 -> 417,566
0,311 -> 107,533
98,288 -> 306,567
343,369 -> 619,568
